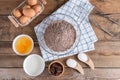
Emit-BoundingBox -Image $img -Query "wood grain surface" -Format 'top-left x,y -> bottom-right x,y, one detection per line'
0,0 -> 120,80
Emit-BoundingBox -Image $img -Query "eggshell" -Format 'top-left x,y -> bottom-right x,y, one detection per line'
28,0 -> 37,6
13,9 -> 22,18
32,5 -> 42,13
23,8 -> 36,17
23,5 -> 31,9
19,16 -> 30,24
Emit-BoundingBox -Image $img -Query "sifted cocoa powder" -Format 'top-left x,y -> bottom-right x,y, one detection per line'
44,20 -> 76,52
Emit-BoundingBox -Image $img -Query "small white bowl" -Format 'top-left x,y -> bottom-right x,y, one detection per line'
23,54 -> 45,76
12,34 -> 34,56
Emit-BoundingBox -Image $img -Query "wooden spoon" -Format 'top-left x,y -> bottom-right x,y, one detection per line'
77,53 -> 95,70
66,58 -> 84,75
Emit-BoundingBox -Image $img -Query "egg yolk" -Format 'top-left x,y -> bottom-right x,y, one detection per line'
15,36 -> 32,54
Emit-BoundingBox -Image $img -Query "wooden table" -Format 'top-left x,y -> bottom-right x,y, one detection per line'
0,0 -> 120,80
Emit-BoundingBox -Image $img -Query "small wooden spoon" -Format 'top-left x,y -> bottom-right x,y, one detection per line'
66,58 -> 84,75
77,53 -> 95,70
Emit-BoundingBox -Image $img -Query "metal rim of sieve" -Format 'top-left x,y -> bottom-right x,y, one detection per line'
37,13 -> 81,56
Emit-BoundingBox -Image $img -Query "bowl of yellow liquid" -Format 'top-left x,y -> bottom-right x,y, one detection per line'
13,34 -> 34,56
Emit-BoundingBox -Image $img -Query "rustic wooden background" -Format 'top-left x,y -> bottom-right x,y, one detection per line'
0,0 -> 120,80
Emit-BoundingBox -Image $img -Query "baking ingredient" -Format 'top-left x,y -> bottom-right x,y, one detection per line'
28,0 -> 37,6
66,58 -> 84,75
33,5 -> 42,13
19,16 -> 30,24
13,9 -> 22,18
23,54 -> 45,76
78,53 -> 95,70
23,8 -> 36,17
44,20 -> 76,52
66,58 -> 77,68
23,5 -> 31,9
78,53 -> 88,62
49,62 -> 63,76
14,35 -> 33,54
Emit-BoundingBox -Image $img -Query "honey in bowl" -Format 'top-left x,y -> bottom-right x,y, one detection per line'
13,34 -> 34,56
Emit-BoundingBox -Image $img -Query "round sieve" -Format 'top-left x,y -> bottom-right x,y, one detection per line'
37,13 -> 81,56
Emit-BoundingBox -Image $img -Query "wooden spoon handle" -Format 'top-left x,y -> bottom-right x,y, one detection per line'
85,56 -> 95,70
75,63 -> 84,75
77,53 -> 95,70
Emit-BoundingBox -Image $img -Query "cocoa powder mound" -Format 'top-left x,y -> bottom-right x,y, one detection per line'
44,20 -> 76,52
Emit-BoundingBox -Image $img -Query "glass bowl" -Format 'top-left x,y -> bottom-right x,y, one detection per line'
8,0 -> 46,27
37,13 -> 81,56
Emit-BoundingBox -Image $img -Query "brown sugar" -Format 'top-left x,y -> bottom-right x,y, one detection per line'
44,20 -> 76,52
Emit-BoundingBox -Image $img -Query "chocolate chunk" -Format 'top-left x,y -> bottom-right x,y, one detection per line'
50,62 -> 63,76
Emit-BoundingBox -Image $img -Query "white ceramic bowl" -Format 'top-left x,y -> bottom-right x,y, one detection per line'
12,34 -> 34,56
23,54 -> 45,76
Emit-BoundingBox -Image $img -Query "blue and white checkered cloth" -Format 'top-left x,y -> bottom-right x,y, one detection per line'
34,0 -> 98,61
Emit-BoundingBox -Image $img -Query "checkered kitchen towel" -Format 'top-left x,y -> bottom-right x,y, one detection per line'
34,0 -> 98,61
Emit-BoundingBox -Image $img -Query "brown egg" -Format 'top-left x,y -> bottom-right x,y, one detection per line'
23,5 -> 31,9
28,0 -> 37,6
23,8 -> 36,17
19,16 -> 30,24
13,9 -> 22,18
33,5 -> 42,13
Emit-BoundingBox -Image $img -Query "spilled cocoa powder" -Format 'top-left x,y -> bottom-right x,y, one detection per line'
44,20 -> 76,52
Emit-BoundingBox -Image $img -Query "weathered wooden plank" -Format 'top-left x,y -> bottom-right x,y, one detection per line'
94,41 -> 120,56
90,14 -> 120,41
1,41 -> 120,55
0,0 -> 120,79
0,41 -> 120,68
1,0 -> 120,41
0,0 -> 67,15
59,52 -> 120,68
0,42 -> 40,54
1,0 -> 120,15
0,68 -> 120,80
0,54 -> 25,68
90,0 -> 120,13
0,1 -> 23,15
0,15 -> 47,41
0,15 -> 120,41
0,0 -> 120,41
